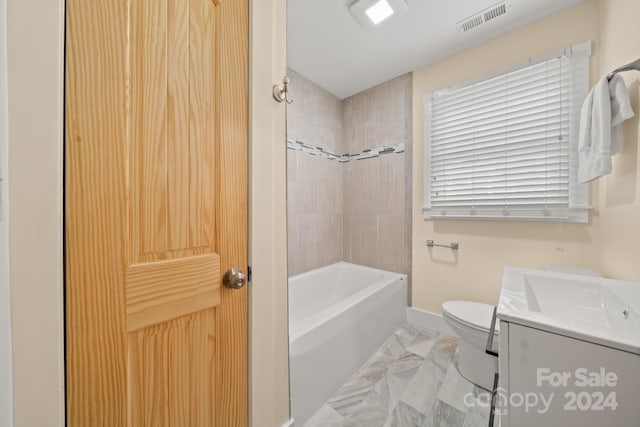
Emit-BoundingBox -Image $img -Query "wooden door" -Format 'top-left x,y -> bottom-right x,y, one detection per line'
65,0 -> 248,425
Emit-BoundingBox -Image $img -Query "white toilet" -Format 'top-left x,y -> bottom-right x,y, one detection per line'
442,267 -> 601,391
442,301 -> 498,390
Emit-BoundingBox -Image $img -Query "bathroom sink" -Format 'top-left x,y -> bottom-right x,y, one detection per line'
524,272 -> 617,326
497,267 -> 640,354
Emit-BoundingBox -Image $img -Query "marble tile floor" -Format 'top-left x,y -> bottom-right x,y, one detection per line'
304,323 -> 496,427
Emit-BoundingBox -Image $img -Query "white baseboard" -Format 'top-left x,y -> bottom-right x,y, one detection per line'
280,418 -> 295,427
407,307 -> 458,337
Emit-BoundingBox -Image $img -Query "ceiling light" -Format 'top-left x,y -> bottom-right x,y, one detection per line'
365,0 -> 394,25
350,0 -> 408,31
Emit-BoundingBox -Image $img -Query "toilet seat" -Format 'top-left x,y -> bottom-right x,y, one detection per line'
442,300 -> 499,334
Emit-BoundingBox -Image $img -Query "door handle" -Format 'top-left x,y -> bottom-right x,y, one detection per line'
223,268 -> 246,289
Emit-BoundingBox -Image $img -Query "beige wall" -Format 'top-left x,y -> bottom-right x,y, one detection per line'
594,0 -> 640,280
287,70 -> 344,276
411,1 -> 602,313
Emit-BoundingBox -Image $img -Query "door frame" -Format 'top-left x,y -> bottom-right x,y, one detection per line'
0,0 -> 13,425
6,0 -> 290,426
248,0 -> 290,425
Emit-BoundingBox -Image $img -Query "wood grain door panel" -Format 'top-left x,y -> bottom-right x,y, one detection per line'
129,0 -> 218,263
126,255 -> 221,331
65,0 -> 248,425
128,310 -> 216,426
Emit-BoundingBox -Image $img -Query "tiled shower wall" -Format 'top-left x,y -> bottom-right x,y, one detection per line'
287,70 -> 412,276
287,70 -> 344,276
343,74 -> 412,274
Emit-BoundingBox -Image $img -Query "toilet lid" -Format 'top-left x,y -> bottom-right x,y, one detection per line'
442,301 -> 500,333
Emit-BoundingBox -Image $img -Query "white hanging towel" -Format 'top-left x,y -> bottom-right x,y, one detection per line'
578,74 -> 635,183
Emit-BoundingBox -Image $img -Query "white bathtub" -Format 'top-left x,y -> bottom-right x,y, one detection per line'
288,262 -> 406,425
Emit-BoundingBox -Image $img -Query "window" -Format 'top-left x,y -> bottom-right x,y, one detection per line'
423,42 -> 591,222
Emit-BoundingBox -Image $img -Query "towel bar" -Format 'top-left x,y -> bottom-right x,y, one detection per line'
426,240 -> 459,250
607,57 -> 640,81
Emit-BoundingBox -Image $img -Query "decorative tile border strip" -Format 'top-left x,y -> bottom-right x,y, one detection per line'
286,139 -> 405,163
286,139 -> 344,162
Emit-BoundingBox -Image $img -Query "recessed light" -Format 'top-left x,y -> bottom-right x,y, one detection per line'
350,0 -> 408,31
365,0 -> 394,25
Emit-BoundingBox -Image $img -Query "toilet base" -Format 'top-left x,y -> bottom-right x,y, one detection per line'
457,340 -> 498,391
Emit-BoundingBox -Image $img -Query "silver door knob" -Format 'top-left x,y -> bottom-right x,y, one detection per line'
223,268 -> 246,289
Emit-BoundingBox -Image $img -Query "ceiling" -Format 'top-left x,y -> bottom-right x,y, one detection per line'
287,0 -> 586,99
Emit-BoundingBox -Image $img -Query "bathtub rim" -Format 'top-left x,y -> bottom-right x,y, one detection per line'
288,261 -> 407,342
288,261 -> 405,287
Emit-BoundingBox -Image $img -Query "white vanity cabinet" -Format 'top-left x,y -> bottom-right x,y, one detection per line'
497,320 -> 640,427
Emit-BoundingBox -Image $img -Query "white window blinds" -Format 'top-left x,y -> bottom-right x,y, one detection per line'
423,42 -> 591,222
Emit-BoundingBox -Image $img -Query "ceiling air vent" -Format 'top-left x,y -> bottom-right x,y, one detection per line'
460,15 -> 484,32
457,2 -> 510,33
